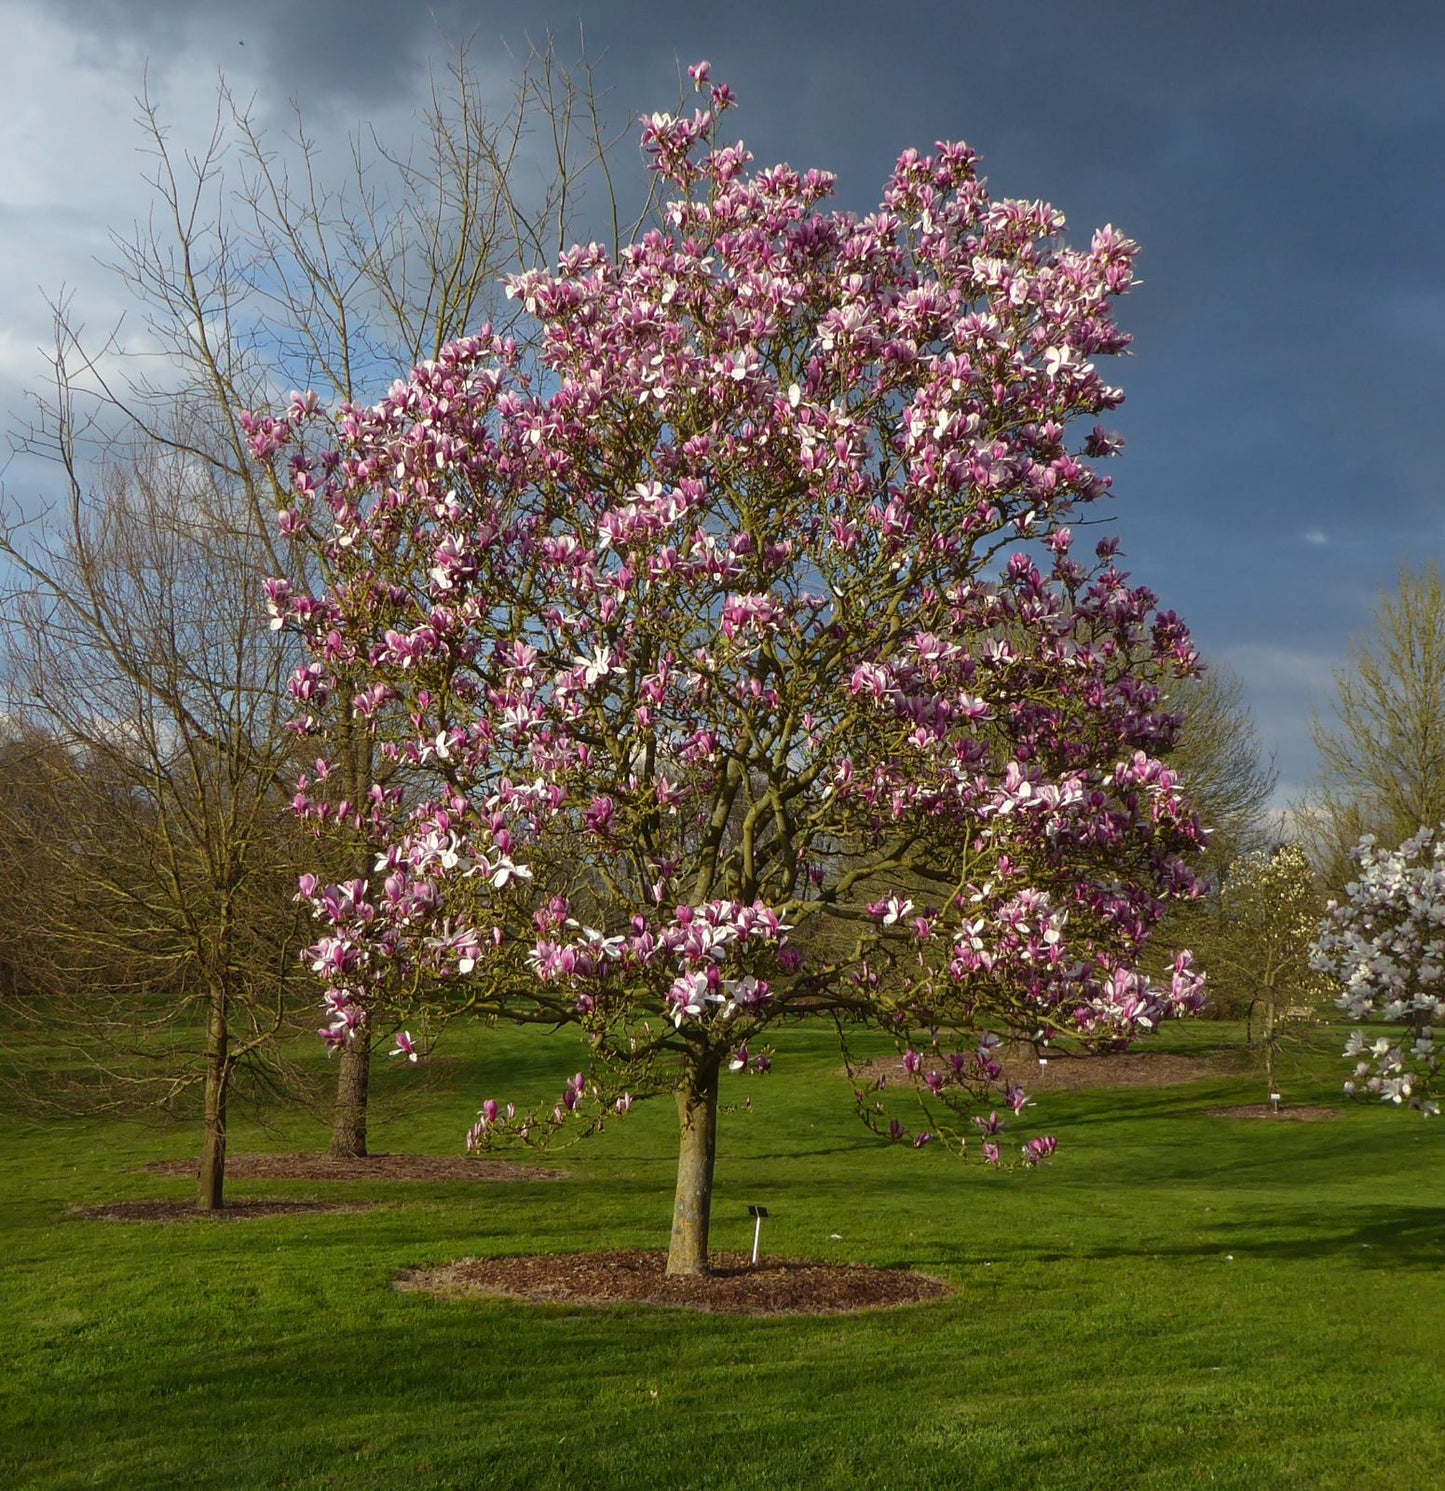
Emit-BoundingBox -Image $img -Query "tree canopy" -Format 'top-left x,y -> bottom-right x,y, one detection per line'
253,66 -> 1207,1272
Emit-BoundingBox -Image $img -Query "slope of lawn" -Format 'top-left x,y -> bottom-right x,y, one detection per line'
1,1016 -> 1442,1490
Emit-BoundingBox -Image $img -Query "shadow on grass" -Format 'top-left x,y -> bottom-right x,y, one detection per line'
920,1204 -> 1445,1271
1178,1205 -> 1445,1268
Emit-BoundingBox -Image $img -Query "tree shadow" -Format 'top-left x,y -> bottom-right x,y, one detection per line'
922,1203 -> 1445,1271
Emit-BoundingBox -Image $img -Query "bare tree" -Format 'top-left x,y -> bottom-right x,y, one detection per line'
0,732 -> 86,1013
1162,663 -> 1277,875
1305,563 -> 1445,887
1139,661 -> 1278,1013
4,36 -> 635,1159
0,431 -> 304,1209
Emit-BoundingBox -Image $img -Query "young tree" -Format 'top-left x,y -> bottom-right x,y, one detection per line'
1306,564 -> 1445,885
1312,828 -> 1444,1114
0,441 -> 304,1209
255,66 -> 1207,1274
1202,845 -> 1331,1095
6,38 -> 630,1158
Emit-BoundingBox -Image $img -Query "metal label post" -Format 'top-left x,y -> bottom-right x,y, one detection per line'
747,1204 -> 769,1264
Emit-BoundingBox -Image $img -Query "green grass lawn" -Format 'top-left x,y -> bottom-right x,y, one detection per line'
2,1017 -> 1442,1490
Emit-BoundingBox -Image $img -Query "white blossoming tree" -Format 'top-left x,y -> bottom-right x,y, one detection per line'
1312,828 -> 1445,1114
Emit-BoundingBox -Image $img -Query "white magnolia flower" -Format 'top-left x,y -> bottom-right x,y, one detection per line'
574,647 -> 613,686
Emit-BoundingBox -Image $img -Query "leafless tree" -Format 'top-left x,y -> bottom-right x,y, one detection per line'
3,35 -> 639,1160
1303,563 -> 1445,889
0,430 -> 304,1208
1139,661 -> 1279,1016
1163,663 -> 1278,876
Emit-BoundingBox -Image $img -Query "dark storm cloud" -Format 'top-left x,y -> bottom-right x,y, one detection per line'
44,0 -> 489,108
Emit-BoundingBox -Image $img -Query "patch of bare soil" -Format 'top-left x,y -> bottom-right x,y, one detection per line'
852,1045 -> 1252,1093
73,1199 -> 369,1223
399,1249 -> 951,1316
143,1154 -> 567,1182
1205,1104 -> 1340,1121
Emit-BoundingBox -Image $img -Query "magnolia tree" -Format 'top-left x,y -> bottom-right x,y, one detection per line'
1312,829 -> 1444,1114
248,66 -> 1207,1274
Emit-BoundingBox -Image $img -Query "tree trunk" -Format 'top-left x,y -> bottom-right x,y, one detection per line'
330,741 -> 374,1161
198,986 -> 228,1211
1264,988 -> 1277,1100
329,1032 -> 371,1158
666,1048 -> 721,1277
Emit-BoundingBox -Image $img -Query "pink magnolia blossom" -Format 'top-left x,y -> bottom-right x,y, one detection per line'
257,68 -> 1207,1257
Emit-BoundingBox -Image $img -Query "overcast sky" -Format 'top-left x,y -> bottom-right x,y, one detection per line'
2,0 -> 1442,809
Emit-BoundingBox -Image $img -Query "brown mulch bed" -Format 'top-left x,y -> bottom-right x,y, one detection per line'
74,1199 -> 371,1223
852,1046 -> 1252,1093
143,1154 -> 567,1182
1205,1104 -> 1340,1121
398,1249 -> 951,1316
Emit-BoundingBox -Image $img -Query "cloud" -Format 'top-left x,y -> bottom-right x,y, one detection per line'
38,0 -> 481,109
3,0 -> 1443,813
0,2 -> 531,518
1219,642 -> 1339,811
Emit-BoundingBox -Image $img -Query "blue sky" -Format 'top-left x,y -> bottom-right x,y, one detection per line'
3,0 -> 1442,808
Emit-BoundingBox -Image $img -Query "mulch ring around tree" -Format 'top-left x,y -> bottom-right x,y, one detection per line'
1205,1104 -> 1341,1121
397,1249 -> 951,1316
73,1198 -> 373,1223
143,1154 -> 568,1182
